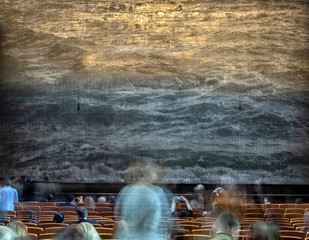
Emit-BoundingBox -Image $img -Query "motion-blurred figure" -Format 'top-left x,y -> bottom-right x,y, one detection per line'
76,222 -> 101,240
7,221 -> 28,238
210,212 -> 240,240
114,161 -> 169,240
190,184 -> 205,209
0,226 -> 17,240
247,221 -> 280,240
0,179 -> 18,211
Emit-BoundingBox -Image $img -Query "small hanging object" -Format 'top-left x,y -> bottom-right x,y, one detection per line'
77,102 -> 80,111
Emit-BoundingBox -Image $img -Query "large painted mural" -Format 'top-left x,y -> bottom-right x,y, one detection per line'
0,0 -> 308,184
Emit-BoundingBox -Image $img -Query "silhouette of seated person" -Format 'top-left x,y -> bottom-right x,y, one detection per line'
60,195 -> 77,208
53,212 -> 64,223
76,207 -> 98,224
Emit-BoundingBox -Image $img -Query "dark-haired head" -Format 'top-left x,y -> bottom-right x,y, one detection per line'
53,213 -> 64,223
66,195 -> 75,202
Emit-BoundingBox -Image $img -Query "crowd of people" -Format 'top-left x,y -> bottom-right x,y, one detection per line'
0,162 -> 308,240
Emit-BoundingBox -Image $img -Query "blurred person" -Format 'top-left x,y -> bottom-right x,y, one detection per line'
295,197 -> 303,204
9,176 -> 17,188
247,221 -> 280,240
22,177 -> 35,201
7,221 -> 28,238
53,212 -> 64,223
98,196 -> 106,203
107,195 -> 116,203
60,194 -> 77,207
75,222 -> 101,240
203,187 -> 229,217
298,211 -> 309,235
114,160 -> 169,240
210,212 -> 240,240
0,178 -> 18,210
34,174 -> 56,202
171,195 -> 193,217
0,225 -> 17,240
54,226 -> 84,240
190,184 -> 205,209
76,207 -> 98,224
75,196 -> 81,204
84,196 -> 95,208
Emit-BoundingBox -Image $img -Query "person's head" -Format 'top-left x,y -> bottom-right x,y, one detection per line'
98,196 -> 106,203
53,213 -> 64,223
76,207 -> 88,220
295,198 -> 303,204
3,179 -> 12,186
178,208 -> 188,217
46,194 -> 54,202
75,222 -> 101,240
126,160 -> 163,184
0,226 -> 17,240
210,187 -> 230,212
75,197 -> 81,203
66,195 -> 75,203
250,221 -> 280,240
10,176 -> 17,183
7,221 -> 28,237
193,184 -> 205,193
214,212 -> 240,237
54,226 -> 84,240
84,196 -> 95,207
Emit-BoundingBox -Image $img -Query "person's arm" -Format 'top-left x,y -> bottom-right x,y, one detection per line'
14,189 -> 18,203
171,197 -> 177,217
180,196 -> 193,211
180,196 -> 193,217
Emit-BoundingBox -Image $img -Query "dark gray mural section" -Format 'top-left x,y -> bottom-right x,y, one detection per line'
0,0 -> 308,184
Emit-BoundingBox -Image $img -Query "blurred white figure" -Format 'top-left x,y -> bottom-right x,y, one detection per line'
114,161 -> 169,240
190,184 -> 205,209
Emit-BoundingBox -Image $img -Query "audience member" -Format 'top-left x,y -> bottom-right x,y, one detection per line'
60,195 -> 77,207
190,184 -> 205,209
0,179 -> 18,210
171,195 -> 193,217
46,193 -> 54,202
22,177 -> 35,201
203,187 -> 229,217
0,225 -> 17,240
84,196 -> 95,208
114,160 -> 169,240
75,222 -> 101,240
35,174 -> 56,202
210,212 -> 240,240
53,212 -> 64,223
75,196 -> 82,204
248,221 -> 280,240
76,207 -> 98,224
7,221 -> 28,238
98,196 -> 106,203
295,198 -> 304,204
54,226 -> 84,240
298,211 -> 309,235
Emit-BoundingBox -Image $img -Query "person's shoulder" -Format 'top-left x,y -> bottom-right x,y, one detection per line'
211,233 -> 233,240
